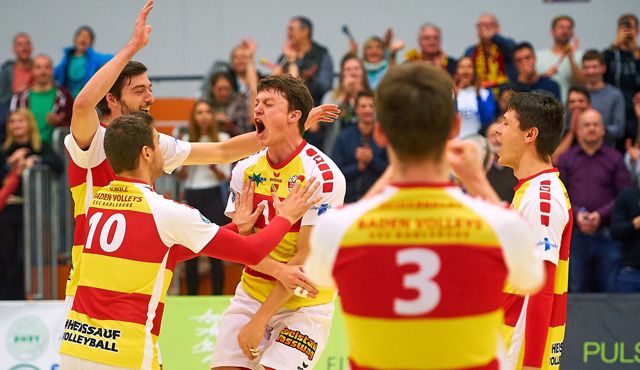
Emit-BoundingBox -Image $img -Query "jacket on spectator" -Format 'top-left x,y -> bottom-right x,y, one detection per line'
278,42 -> 334,105
54,47 -> 112,91
0,60 -> 16,105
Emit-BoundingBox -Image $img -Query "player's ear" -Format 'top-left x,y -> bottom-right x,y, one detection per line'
289,109 -> 302,123
448,113 -> 461,139
525,126 -> 539,144
373,122 -> 388,147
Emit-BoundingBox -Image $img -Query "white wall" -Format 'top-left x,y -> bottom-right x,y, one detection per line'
0,0 -> 636,96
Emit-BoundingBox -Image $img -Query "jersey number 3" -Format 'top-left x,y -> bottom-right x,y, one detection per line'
86,212 -> 127,252
394,249 -> 441,316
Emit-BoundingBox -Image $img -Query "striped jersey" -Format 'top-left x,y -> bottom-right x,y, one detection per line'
225,140 -> 345,309
305,183 -> 544,370
64,125 -> 190,297
59,179 -> 220,369
502,168 -> 572,370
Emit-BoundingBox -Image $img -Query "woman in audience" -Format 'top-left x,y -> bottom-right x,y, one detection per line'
176,101 -> 231,296
454,56 -> 496,137
54,25 -> 112,98
321,53 -> 373,154
361,30 -> 404,90
0,109 -> 61,300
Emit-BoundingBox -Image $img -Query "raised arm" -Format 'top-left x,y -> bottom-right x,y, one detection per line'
71,0 -> 153,149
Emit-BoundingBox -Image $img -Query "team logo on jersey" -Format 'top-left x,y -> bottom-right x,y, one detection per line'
288,175 -> 305,191
275,327 -> 317,360
271,183 -> 280,193
311,203 -> 331,216
249,172 -> 266,185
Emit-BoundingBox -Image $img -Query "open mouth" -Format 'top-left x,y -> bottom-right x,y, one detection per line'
255,118 -> 265,134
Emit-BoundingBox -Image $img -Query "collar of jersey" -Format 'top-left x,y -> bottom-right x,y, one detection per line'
514,167 -> 559,191
266,140 -> 307,169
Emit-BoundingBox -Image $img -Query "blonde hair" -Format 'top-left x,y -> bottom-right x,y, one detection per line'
188,100 -> 220,142
4,109 -> 41,152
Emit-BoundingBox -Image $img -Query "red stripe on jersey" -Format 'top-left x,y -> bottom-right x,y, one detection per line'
539,192 -> 551,201
540,202 -> 550,213
333,245 -> 506,319
540,215 -> 550,226
550,292 -> 567,327
73,214 -> 87,246
244,266 -> 277,281
349,357 -> 499,370
318,163 -> 330,172
305,148 -> 317,156
503,293 -> 525,327
323,182 -> 334,193
83,209 -> 170,264
166,244 -> 198,270
251,193 -> 301,231
67,159 -> 89,188
68,158 -> 114,188
559,211 -> 573,260
321,170 -> 334,180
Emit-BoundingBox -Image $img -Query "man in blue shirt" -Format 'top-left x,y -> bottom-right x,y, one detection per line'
510,42 -> 561,100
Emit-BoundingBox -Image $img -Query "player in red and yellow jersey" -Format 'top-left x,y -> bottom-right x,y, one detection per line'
64,1 -> 338,306
305,63 -> 544,370
60,112 -> 320,369
210,75 -> 346,370
495,92 -> 572,370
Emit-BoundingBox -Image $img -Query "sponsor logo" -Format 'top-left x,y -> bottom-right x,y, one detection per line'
288,175 -> 306,191
312,203 -> 331,216
249,172 -> 266,185
536,237 -> 558,251
6,316 -> 49,361
62,319 -> 120,352
200,213 -> 211,224
297,362 -> 310,370
275,327 -> 318,361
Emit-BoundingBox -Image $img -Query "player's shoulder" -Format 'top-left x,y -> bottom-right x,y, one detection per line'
316,187 -> 396,230
299,142 -> 345,183
519,170 -> 569,206
447,187 -> 528,231
234,148 -> 267,171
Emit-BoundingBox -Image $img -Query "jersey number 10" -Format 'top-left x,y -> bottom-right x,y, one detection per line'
86,212 -> 127,252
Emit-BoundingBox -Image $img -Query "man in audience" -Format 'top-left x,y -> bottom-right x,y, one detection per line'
552,86 -> 592,162
582,49 -> 626,147
10,54 -> 73,144
275,16 -> 333,106
558,108 -> 632,292
611,175 -> 640,293
332,91 -> 387,203
404,23 -> 457,76
0,33 -> 34,142
536,15 -> 584,103
464,13 -> 517,96
510,42 -> 561,100
604,13 -> 640,148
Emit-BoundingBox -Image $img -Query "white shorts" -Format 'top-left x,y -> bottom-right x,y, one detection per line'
210,284 -> 334,370
59,354 -> 133,370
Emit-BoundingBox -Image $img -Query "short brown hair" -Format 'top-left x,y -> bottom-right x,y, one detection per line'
97,61 -> 148,117
104,111 -> 155,174
506,92 -> 564,161
582,49 -> 605,65
618,13 -> 638,28
257,74 -> 313,135
551,15 -> 574,29
355,90 -> 375,106
376,62 -> 454,162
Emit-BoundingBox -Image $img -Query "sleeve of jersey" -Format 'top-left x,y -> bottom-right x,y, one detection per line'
523,261 -> 557,367
199,216 -> 292,265
301,161 -> 346,226
224,162 -> 245,217
517,187 -> 567,266
159,133 -> 192,174
63,125 -> 106,169
304,215 -> 339,288
497,209 -> 545,294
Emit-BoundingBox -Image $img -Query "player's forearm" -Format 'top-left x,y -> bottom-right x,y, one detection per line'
250,256 -> 285,277
183,133 -> 261,165
252,283 -> 294,326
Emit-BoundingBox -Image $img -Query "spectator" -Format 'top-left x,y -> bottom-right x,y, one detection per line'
54,25 -> 113,98
203,40 -> 260,136
485,121 -> 517,202
0,33 -> 33,143
453,56 -> 496,137
557,108 -> 631,292
622,93 -> 640,181
331,91 -> 386,203
536,15 -> 584,103
611,181 -> 640,292
510,42 -> 561,99
552,86 -> 592,163
359,30 -> 404,90
274,16 -> 333,105
464,13 -> 517,96
203,72 -> 241,136
10,54 -> 73,145
0,109 -> 62,300
603,13 -> 640,147
322,53 -> 373,154
582,49 -> 626,146
177,101 -> 231,295
405,23 -> 457,76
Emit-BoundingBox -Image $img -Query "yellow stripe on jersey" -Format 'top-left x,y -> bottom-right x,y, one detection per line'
345,310 -> 503,369
79,253 -> 172,302
60,311 -> 160,369
511,179 -> 532,210
555,259 -> 569,295
65,244 -> 85,297
90,183 -> 152,213
542,326 -> 565,369
340,188 -> 502,248
70,184 -> 102,218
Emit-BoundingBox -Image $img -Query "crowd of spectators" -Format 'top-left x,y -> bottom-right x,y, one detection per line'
1,11 -> 640,298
